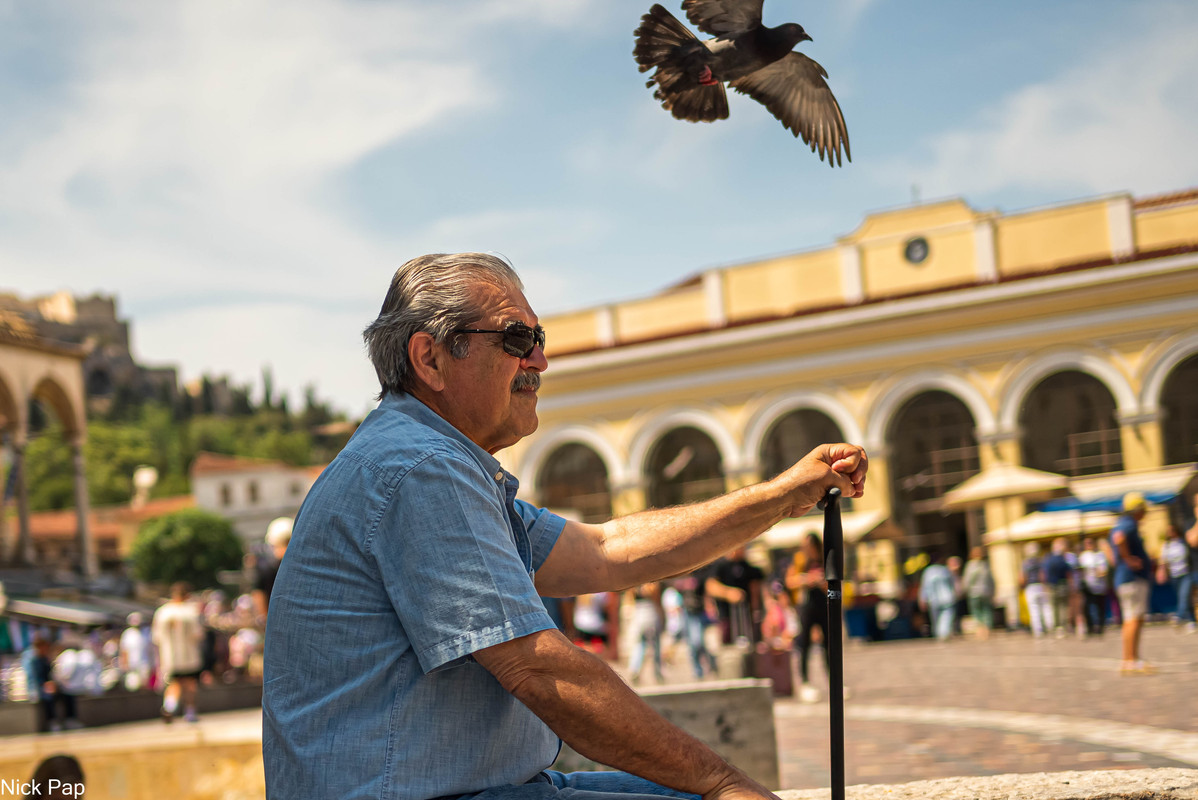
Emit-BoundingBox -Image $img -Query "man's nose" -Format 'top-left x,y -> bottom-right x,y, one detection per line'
521,344 -> 548,372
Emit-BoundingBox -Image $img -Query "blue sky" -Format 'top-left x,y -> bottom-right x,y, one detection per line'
2,0 -> 1197,417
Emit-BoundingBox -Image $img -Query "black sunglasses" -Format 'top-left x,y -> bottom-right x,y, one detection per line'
453,321 -> 546,359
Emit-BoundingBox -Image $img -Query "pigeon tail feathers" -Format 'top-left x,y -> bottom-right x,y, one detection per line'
633,5 -> 695,71
634,4 -> 729,123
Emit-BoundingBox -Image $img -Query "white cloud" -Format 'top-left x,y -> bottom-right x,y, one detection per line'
835,0 -> 881,31
1,0 -> 594,412
0,0 -> 494,305
469,0 -> 595,28
887,10 -> 1198,200
568,100 -> 749,191
414,206 -> 612,315
421,207 -> 610,252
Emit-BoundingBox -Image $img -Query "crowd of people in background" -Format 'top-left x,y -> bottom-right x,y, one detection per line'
553,490 -> 1197,696
8,515 -> 293,733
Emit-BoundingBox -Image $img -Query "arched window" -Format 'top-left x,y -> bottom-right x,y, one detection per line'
1160,354 -> 1198,466
759,409 -> 845,481
646,427 -> 725,508
538,443 -> 612,523
888,391 -> 980,557
1019,371 -> 1122,477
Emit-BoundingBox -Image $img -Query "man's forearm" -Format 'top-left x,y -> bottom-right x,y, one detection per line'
599,482 -> 785,590
477,629 -> 765,799
536,444 -> 866,598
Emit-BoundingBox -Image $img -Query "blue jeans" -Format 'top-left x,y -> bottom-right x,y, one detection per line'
461,771 -> 700,800
682,610 -> 717,678
928,603 -> 955,641
1174,574 -> 1195,623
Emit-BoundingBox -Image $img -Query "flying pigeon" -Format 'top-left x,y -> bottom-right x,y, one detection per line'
633,1 -> 850,166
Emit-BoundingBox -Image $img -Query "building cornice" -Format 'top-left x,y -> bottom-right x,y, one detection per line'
539,254 -> 1198,413
546,247 -> 1198,377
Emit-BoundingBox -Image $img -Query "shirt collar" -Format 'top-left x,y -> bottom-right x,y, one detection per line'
380,392 -> 508,482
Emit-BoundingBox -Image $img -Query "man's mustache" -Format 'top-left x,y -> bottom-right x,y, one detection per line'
512,371 -> 541,392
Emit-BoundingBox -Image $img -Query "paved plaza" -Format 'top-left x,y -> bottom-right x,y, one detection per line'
765,625 -> 1198,789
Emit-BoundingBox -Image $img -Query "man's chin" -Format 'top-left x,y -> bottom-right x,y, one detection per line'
523,413 -> 539,435
488,423 -> 538,455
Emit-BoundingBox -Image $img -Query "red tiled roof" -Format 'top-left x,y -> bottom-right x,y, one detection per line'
21,494 -> 195,540
1133,188 -> 1198,210
190,451 -> 287,475
114,494 -> 195,522
25,509 -> 120,540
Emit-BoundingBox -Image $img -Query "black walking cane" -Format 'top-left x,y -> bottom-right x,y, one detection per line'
818,487 -> 846,800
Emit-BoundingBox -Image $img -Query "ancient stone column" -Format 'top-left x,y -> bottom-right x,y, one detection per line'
70,439 -> 98,580
12,441 -> 34,566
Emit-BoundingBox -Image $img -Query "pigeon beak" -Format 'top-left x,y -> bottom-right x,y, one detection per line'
802,32 -> 813,43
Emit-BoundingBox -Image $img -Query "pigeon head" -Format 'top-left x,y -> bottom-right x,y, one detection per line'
775,22 -> 812,48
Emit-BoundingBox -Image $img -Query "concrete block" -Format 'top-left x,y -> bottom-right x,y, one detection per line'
552,678 -> 779,789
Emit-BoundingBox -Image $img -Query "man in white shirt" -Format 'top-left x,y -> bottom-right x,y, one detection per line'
1077,537 -> 1110,636
151,582 -> 204,723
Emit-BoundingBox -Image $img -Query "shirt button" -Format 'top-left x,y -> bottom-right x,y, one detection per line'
494,470 -> 504,481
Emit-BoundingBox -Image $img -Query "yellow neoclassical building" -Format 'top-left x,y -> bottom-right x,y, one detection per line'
506,187 -> 1198,612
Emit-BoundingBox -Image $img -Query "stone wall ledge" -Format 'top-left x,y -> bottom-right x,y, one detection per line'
776,769 -> 1198,800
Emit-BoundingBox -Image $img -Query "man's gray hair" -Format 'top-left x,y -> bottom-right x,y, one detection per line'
363,252 -> 523,397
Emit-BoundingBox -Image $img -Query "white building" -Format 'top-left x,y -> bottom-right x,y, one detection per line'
190,452 -> 324,546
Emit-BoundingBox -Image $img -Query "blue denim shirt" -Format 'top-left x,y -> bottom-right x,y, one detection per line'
262,393 -> 565,800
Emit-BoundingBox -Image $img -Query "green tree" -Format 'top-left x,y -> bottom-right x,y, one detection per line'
301,384 -> 334,428
129,508 -> 243,589
24,420 -> 159,510
261,366 -> 274,411
23,382 -> 349,513
23,427 -> 74,510
85,420 -> 157,506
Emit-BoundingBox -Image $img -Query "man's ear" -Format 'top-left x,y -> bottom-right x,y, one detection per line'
408,332 -> 447,392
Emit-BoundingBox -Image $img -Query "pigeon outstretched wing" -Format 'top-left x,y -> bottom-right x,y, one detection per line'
682,0 -> 764,36
730,52 -> 851,166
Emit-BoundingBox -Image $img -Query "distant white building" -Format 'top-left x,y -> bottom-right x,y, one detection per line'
190,452 -> 324,546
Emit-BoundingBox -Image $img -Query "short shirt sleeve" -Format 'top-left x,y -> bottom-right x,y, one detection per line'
372,449 -> 556,674
513,499 -> 566,571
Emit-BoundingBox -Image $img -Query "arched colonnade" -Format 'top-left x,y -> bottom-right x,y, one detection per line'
0,335 -> 95,577
519,338 -> 1198,540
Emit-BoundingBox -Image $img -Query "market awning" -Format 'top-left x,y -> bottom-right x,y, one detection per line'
1038,463 -> 1196,513
941,463 -> 1070,510
759,509 -> 901,549
3,597 -> 117,627
981,509 -> 1119,545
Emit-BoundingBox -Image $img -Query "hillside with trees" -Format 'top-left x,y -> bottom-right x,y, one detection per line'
20,376 -> 355,513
